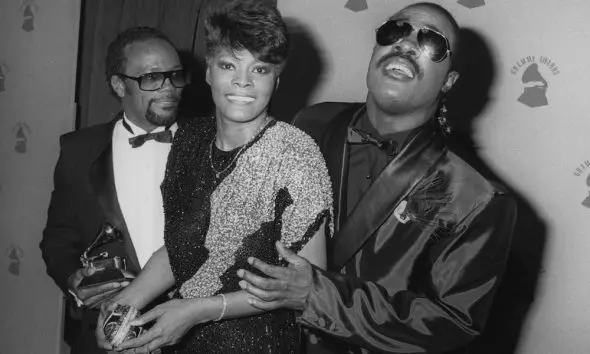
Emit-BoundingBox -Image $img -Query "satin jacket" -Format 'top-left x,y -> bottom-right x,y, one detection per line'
292,103 -> 517,354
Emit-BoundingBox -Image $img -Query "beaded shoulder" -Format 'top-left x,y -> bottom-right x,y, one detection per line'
264,120 -> 321,154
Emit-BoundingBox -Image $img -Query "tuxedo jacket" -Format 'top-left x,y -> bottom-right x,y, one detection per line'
40,113 -> 158,354
292,103 -> 518,354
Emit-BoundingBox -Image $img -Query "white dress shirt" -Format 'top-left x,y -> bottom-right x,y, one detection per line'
112,115 -> 176,268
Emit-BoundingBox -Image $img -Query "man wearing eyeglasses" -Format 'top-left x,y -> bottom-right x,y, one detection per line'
40,26 -> 190,354
237,3 -> 517,354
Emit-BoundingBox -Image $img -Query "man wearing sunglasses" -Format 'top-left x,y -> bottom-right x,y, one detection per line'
238,3 -> 517,354
40,27 -> 190,354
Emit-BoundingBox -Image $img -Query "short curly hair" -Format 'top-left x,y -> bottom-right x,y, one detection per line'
204,0 -> 289,70
105,26 -> 175,97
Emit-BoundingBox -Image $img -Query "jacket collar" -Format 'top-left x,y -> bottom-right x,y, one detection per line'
323,105 -> 448,270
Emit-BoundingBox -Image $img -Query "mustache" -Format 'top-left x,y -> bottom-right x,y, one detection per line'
376,51 -> 421,76
149,95 -> 180,104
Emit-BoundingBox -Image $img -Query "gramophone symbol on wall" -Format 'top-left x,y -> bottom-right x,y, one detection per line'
344,0 -> 368,12
582,174 -> 590,209
457,0 -> 486,9
7,244 -> 24,276
19,0 -> 39,33
518,63 -> 549,108
13,122 -> 31,154
0,62 -> 8,95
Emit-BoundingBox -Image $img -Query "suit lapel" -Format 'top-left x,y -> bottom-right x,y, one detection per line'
321,103 -> 363,232
329,123 -> 447,271
89,115 -> 141,274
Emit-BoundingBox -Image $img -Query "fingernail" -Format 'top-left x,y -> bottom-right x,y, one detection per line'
247,257 -> 253,264
237,269 -> 244,277
121,281 -> 130,287
239,280 -> 246,289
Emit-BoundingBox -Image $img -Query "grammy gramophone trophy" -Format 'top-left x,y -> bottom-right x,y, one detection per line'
78,222 -> 136,289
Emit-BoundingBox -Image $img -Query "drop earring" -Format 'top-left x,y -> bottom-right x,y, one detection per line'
437,99 -> 452,137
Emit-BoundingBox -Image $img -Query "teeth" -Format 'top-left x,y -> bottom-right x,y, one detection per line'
227,95 -> 255,102
386,62 -> 414,78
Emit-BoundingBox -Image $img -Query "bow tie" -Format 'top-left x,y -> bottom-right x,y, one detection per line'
128,130 -> 173,148
347,127 -> 398,156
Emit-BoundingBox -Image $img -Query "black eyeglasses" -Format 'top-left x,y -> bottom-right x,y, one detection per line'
376,20 -> 452,63
117,70 -> 190,91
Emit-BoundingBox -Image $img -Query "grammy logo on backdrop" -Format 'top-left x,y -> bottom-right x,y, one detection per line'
344,0 -> 486,12
12,122 -> 31,154
19,0 -> 39,32
344,0 -> 368,12
511,55 -> 560,108
573,160 -> 590,209
0,62 -> 7,94
582,175 -> 590,209
6,244 -> 24,276
457,0 -> 486,9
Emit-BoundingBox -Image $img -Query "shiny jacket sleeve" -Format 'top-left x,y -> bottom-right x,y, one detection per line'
299,193 -> 517,353
39,135 -> 83,294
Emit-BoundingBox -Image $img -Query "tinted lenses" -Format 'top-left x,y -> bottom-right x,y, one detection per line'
376,20 -> 451,63
138,70 -> 189,91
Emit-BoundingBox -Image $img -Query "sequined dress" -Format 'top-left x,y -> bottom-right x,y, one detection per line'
161,117 -> 333,353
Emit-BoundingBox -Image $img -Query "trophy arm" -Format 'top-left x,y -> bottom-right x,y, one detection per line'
80,222 -> 124,266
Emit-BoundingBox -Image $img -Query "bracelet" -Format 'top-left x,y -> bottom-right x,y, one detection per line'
214,294 -> 227,322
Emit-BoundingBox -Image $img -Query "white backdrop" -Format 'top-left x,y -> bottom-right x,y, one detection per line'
278,0 -> 590,353
0,0 -> 80,353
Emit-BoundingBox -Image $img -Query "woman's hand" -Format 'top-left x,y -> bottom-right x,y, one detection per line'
114,297 -> 220,352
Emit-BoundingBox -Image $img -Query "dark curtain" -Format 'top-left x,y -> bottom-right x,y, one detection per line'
76,0 -> 209,129
75,0 -> 280,128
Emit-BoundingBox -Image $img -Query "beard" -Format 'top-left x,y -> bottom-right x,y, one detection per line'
145,99 -> 178,127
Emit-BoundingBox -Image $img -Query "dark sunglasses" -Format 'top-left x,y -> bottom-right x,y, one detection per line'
118,70 -> 190,91
376,20 -> 452,63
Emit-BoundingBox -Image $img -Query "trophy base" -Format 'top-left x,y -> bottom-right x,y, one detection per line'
78,268 -> 135,289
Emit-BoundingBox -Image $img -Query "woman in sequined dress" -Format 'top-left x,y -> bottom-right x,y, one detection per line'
96,1 -> 333,353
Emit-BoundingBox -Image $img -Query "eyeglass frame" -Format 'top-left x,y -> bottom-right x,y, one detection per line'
375,20 -> 453,63
117,69 -> 190,92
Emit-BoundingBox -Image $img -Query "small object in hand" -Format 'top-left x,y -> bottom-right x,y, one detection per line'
103,304 -> 143,347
